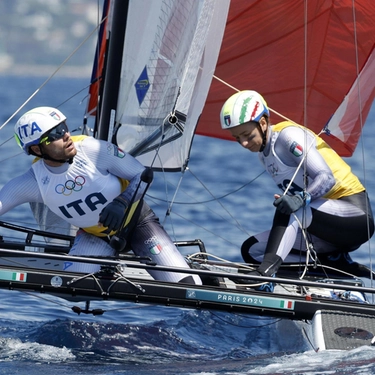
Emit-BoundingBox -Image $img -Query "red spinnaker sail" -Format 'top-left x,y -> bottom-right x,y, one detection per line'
198,0 -> 375,156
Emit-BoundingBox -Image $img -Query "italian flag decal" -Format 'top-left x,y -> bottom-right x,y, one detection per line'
12,272 -> 26,281
290,141 -> 303,157
150,243 -> 162,255
0,270 -> 27,282
280,300 -> 294,309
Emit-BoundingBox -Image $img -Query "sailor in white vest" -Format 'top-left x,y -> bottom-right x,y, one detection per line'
1,106 -> 201,284
220,90 -> 374,282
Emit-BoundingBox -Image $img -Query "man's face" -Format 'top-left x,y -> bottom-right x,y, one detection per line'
32,122 -> 77,165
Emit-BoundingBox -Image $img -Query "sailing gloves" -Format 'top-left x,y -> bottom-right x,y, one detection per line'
273,191 -> 311,215
99,197 -> 128,232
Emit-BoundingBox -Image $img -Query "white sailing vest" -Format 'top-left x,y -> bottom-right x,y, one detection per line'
258,128 -> 309,195
32,139 -> 122,229
258,122 -> 364,198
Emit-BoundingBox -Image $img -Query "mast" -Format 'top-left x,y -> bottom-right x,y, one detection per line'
97,0 -> 129,141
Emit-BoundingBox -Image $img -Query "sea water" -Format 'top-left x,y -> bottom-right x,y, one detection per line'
0,75 -> 375,375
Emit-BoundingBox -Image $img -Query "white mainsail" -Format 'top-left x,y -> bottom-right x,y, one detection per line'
114,0 -> 230,170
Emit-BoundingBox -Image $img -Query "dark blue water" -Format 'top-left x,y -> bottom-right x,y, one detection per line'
1,75 -> 375,374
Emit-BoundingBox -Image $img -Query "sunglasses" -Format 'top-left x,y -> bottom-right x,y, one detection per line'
40,121 -> 69,145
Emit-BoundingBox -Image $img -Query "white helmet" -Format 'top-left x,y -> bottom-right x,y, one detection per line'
220,90 -> 269,130
14,107 -> 67,155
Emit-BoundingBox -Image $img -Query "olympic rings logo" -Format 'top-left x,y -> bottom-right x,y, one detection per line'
55,175 -> 86,196
144,236 -> 158,245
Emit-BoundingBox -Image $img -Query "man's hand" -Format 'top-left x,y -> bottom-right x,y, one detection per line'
99,198 -> 128,232
273,194 -> 304,215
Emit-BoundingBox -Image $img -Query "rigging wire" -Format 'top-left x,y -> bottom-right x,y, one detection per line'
299,0 -> 311,264
151,166 -> 262,241
0,16 -> 108,132
187,250 -> 359,281
153,187 -> 246,248
213,73 -> 298,124
148,169 -> 265,205
171,168 -> 255,236
0,79 -> 95,164
351,0 -> 374,294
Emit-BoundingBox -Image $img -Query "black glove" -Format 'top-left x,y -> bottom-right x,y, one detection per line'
273,194 -> 304,215
99,198 -> 128,232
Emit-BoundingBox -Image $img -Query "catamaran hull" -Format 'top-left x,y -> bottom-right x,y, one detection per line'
308,310 -> 375,350
0,248 -> 374,351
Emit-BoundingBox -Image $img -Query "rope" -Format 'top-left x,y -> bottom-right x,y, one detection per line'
213,73 -> 298,124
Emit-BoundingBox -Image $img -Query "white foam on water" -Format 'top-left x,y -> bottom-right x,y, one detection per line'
0,337 -> 75,363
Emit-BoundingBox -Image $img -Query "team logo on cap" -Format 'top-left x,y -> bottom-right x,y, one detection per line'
223,115 -> 231,127
49,111 -> 61,121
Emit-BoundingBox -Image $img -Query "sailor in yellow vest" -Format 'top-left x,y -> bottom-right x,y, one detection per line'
2,106 -> 201,284
220,90 -> 374,285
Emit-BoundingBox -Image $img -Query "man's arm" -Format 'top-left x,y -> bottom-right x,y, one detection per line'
0,169 -> 43,215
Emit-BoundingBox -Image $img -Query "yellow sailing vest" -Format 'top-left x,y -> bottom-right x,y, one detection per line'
272,122 -> 364,199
